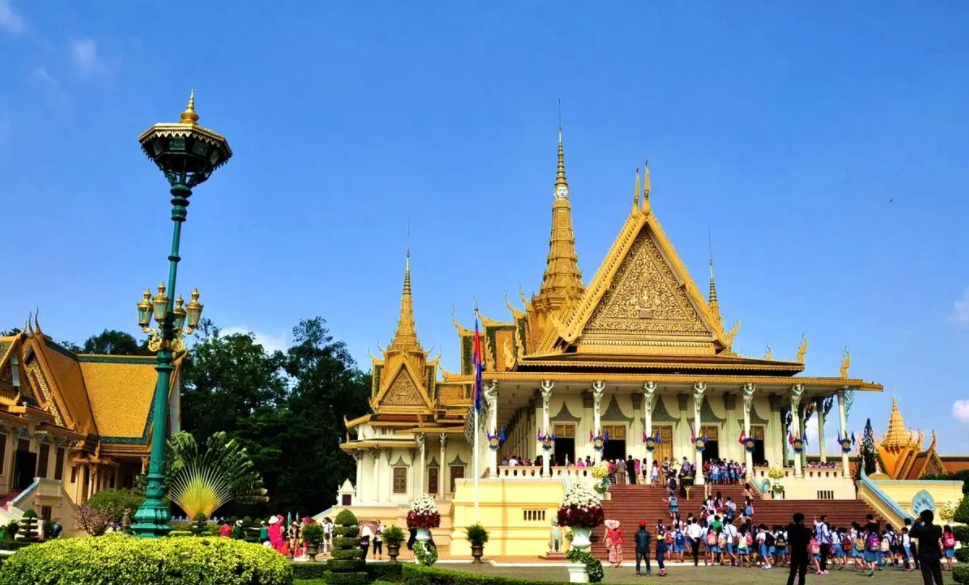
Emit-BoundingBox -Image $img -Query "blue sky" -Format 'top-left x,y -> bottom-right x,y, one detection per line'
1,2 -> 967,454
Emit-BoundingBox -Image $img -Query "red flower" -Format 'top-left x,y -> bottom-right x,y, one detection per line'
406,510 -> 441,530
556,504 -> 604,528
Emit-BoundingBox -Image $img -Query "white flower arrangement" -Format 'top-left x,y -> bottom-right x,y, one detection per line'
561,483 -> 602,508
590,462 -> 610,480
410,493 -> 438,514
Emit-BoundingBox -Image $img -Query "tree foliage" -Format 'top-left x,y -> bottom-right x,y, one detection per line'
81,329 -> 152,355
861,418 -> 876,475
179,317 -> 370,516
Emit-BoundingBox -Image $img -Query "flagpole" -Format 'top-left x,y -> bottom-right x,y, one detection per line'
474,404 -> 480,522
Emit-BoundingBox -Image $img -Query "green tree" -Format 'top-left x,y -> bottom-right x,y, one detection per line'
861,418 -> 877,475
81,329 -> 151,355
277,318 -> 370,513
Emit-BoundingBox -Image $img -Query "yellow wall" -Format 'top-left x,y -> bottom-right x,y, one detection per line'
449,478 -> 565,558
872,480 -> 965,519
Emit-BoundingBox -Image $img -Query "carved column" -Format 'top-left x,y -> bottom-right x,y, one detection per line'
353,450 -> 364,501
837,390 -> 849,478
540,381 -> 553,477
369,448 -> 381,503
592,381 -> 605,463
416,434 -> 427,493
383,448 -> 393,502
742,383 -> 756,475
643,382 -> 657,481
438,434 -> 448,499
815,397 -> 827,463
693,383 -> 706,486
790,385 -> 804,478
485,382 -> 499,475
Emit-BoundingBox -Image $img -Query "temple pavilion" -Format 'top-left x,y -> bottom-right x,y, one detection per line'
340,129 -> 884,507
0,318 -> 180,531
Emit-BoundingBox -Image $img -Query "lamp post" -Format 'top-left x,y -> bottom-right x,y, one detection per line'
131,92 -> 232,538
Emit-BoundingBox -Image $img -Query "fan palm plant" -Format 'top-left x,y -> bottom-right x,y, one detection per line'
166,431 -> 268,520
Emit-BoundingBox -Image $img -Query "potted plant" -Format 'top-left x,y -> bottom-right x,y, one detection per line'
465,523 -> 489,563
302,523 -> 324,561
382,524 -> 405,562
557,483 -> 604,551
406,493 -> 441,545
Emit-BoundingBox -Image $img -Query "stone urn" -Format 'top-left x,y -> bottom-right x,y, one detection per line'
387,543 -> 401,562
570,527 -> 592,552
471,543 -> 484,564
306,545 -> 319,561
415,528 -> 431,544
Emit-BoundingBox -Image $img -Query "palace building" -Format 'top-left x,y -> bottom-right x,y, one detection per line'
335,130 -> 915,556
0,319 -> 181,531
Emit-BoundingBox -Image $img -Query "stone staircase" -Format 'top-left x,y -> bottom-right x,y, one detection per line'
590,484 -> 878,560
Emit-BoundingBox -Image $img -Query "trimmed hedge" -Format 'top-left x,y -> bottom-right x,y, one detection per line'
401,565 -> 562,585
331,549 -> 365,560
956,546 -> 969,564
0,534 -> 292,585
954,525 -> 969,545
334,526 -> 360,538
334,537 -> 360,549
291,560 -> 402,583
954,565 -> 968,585
0,541 -> 34,552
328,560 -> 365,573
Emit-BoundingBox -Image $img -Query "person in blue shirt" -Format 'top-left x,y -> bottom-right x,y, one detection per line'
634,521 -> 651,577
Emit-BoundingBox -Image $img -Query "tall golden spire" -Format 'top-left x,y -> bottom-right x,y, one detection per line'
708,230 -> 723,329
389,245 -> 422,353
535,124 -> 584,312
179,90 -> 199,125
883,394 -> 910,448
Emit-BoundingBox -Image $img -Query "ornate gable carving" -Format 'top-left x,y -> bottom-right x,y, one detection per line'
585,229 -> 708,337
381,369 -> 426,407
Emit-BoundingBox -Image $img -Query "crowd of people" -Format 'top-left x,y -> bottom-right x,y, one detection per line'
602,508 -> 955,585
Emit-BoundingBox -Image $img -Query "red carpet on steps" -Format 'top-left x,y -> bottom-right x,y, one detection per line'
589,484 -> 879,560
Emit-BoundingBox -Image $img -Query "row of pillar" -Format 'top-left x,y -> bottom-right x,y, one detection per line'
484,380 -> 853,482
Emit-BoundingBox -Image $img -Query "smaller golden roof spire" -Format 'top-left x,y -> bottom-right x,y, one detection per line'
632,167 -> 641,211
642,160 -> 651,213
554,125 -> 569,199
179,90 -> 199,125
708,230 -> 722,329
388,244 -> 422,353
884,394 -> 911,448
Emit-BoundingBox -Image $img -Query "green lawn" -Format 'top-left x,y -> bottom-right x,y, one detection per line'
451,564 -> 933,584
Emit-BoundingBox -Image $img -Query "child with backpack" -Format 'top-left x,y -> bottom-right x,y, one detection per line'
655,524 -> 668,577
667,494 -> 679,519
756,524 -> 772,569
673,526 -> 686,562
737,526 -> 751,568
809,534 -> 822,575
943,525 -> 957,572
773,525 -> 788,567
863,526 -> 882,577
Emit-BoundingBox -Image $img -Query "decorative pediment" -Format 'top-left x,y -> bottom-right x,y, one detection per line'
449,454 -> 466,466
534,204 -> 725,357
551,402 -> 582,423
686,400 -> 726,424
600,395 -> 633,422
391,455 -> 408,467
642,395 -> 678,424
375,365 -> 431,409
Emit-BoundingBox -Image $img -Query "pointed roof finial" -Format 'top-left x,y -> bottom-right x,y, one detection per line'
554,100 -> 568,199
179,89 -> 199,125
633,167 -> 641,211
708,230 -> 722,328
642,159 -> 651,212
388,240 -> 421,353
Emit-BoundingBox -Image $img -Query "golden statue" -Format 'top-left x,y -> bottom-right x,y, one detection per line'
839,347 -> 851,378
796,334 -> 808,364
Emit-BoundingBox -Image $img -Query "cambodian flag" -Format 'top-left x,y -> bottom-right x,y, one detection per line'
654,430 -> 662,444
788,431 -> 795,445
738,431 -> 747,445
472,317 -> 483,414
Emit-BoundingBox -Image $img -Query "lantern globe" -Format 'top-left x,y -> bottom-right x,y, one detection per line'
152,283 -> 170,324
137,290 -> 152,328
185,289 -> 203,329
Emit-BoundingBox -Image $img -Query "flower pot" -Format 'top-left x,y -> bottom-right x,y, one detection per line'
567,563 -> 590,583
387,543 -> 401,562
471,543 -> 484,563
307,545 -> 319,561
571,527 -> 592,552
416,528 -> 431,544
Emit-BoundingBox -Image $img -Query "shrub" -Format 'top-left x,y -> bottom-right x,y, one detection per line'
369,562 -> 403,582
383,524 -> 405,547
72,505 -> 114,537
953,495 -> 969,525
953,565 -> 969,585
86,489 -> 145,526
302,523 -> 324,547
16,512 -> 38,542
465,523 -> 489,546
169,530 -> 195,537
191,513 -> 209,536
327,510 -> 366,585
401,565 -> 563,585
291,562 -> 402,583
0,534 -> 292,585
331,548 -> 365,560
953,525 -> 969,545
1,523 -> 16,541
291,562 -> 329,580
956,547 -> 969,564
0,541 -> 33,552
566,548 -> 604,583
414,542 -> 437,566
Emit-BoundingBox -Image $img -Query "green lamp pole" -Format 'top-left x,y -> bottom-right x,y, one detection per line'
131,92 -> 232,538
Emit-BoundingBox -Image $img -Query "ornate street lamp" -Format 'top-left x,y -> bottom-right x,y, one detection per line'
131,92 -> 231,538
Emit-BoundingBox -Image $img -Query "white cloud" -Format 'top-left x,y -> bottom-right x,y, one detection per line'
951,287 -> 969,326
954,400 -> 969,425
28,65 -> 69,105
0,0 -> 25,34
220,326 -> 289,354
71,39 -> 108,76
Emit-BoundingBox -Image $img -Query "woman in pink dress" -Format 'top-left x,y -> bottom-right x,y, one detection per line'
604,519 -> 624,568
268,516 -> 285,554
